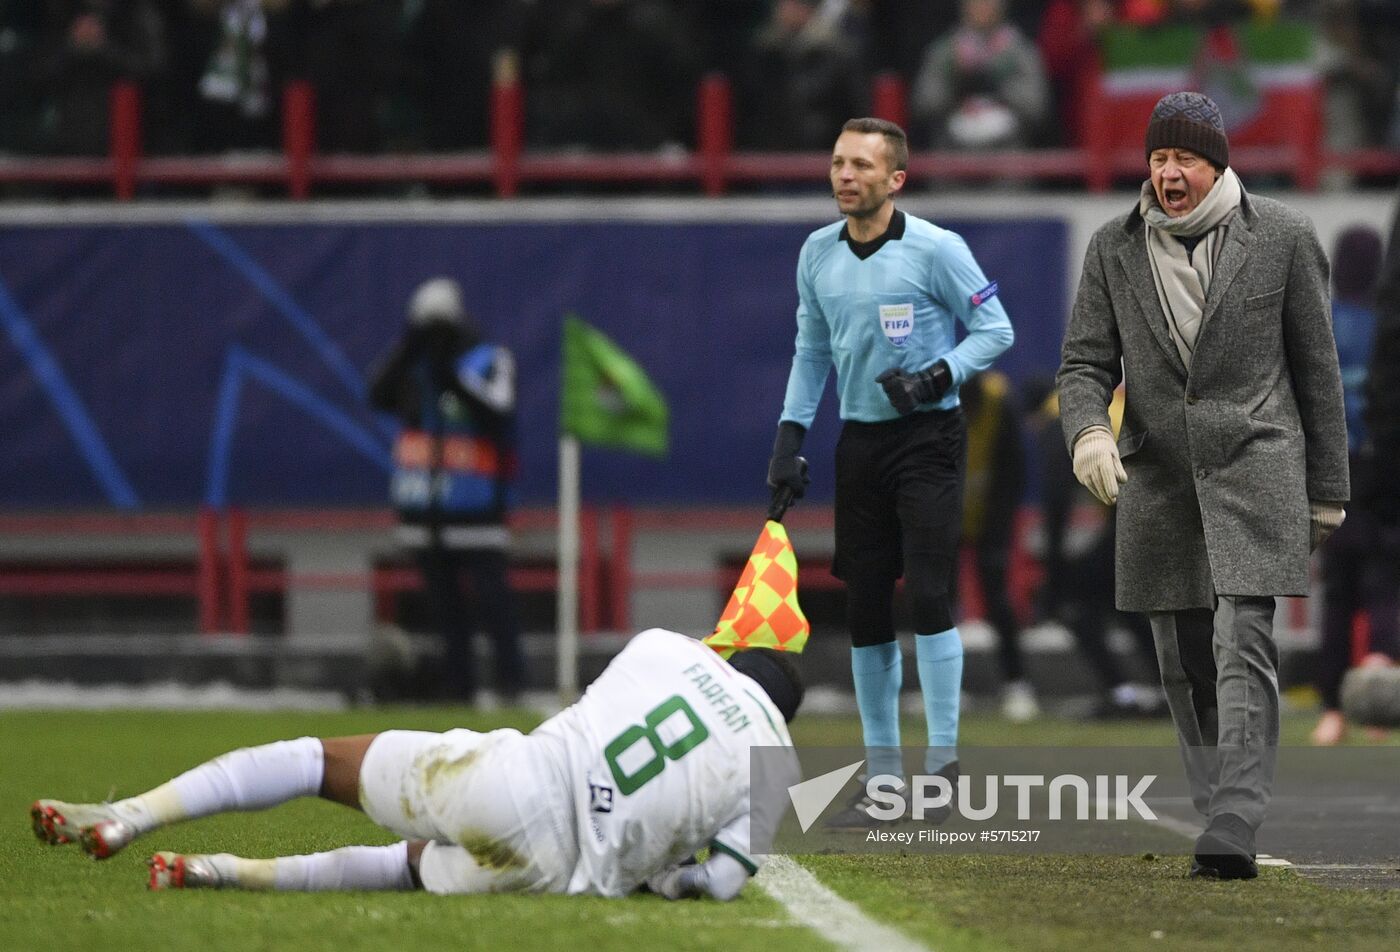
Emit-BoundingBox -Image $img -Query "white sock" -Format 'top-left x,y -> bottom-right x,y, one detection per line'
211,843 -> 413,892
111,737 -> 324,834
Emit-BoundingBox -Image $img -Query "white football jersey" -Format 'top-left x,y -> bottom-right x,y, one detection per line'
532,628 -> 796,897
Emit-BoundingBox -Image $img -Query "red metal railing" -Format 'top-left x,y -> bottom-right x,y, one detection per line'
110,83 -> 141,201
0,509 -> 222,633
220,507 -> 602,636
698,74 -> 733,197
491,66 -> 525,198
871,72 -> 908,131
605,505 -> 1044,633
0,508 -> 601,636
283,81 -> 316,201
1,72 -> 1393,200
0,505 -> 1320,638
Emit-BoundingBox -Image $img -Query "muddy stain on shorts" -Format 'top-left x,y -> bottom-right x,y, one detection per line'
457,829 -> 527,872
422,745 -> 484,796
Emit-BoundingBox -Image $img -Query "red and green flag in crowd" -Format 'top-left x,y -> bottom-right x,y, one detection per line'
705,520 -> 810,659
560,315 -> 668,457
1099,20 -> 1314,125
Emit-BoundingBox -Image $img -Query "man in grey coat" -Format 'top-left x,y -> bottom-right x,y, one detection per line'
1057,92 -> 1350,880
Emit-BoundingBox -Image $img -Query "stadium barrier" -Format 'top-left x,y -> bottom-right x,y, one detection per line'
0,506 -> 970,636
0,509 -> 223,633
0,67 -> 1395,200
0,508 -> 602,636
222,507 -> 603,636
0,505 -> 1195,640
607,506 -> 1042,633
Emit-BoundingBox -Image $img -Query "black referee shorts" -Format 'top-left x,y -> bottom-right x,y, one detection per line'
833,406 -> 966,590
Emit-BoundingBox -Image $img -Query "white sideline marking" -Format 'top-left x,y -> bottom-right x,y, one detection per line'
1088,797 -> 1203,841
1140,809 -> 1202,841
756,856 -> 931,952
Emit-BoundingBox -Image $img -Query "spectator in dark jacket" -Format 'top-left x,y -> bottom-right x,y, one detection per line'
174,0 -> 295,153
35,0 -> 166,155
1317,0 -> 1397,159
736,0 -> 869,150
398,0 -> 527,151
868,0 -> 958,80
957,372 -> 1040,721
1029,381 -> 1166,719
682,0 -> 768,75
1369,192 -> 1400,527
1037,0 -> 1115,147
0,1 -> 44,153
522,0 -> 699,151
1311,224 -> 1399,745
291,0 -> 398,154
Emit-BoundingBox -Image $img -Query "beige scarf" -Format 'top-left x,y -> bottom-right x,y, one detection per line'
1139,167 -> 1243,368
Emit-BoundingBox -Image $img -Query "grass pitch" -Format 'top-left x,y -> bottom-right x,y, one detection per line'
3,709 -> 1397,952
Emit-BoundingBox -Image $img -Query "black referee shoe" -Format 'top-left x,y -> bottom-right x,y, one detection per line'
913,760 -> 960,826
823,780 -> 907,832
1189,813 -> 1258,880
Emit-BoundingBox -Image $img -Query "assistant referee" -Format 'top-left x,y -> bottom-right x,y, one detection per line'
767,118 -> 1014,829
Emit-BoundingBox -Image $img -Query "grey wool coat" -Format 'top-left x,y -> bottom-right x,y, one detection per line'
1057,188 -> 1350,611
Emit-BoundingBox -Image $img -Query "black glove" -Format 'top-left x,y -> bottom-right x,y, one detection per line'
875,360 -> 952,415
766,421 -> 809,521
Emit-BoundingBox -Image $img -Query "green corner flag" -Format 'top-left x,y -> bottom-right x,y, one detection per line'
560,315 -> 669,457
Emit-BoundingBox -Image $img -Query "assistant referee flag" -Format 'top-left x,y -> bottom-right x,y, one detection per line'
705,520 -> 810,658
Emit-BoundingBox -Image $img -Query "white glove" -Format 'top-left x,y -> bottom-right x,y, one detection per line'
1309,501 -> 1345,551
1072,425 -> 1127,506
646,864 -> 691,900
645,852 -> 750,901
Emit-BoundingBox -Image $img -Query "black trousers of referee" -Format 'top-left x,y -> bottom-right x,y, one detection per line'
833,407 -> 967,645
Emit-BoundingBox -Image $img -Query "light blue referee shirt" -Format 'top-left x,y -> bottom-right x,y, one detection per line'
780,209 -> 1015,425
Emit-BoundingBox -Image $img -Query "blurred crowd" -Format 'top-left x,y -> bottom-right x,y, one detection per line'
1,0 -> 1398,158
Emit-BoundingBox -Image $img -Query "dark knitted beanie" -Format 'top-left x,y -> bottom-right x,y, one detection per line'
1144,91 -> 1229,169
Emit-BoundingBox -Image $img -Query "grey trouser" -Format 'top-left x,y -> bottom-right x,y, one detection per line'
1148,596 -> 1279,830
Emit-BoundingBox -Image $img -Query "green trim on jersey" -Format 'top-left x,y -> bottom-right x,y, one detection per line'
743,688 -> 781,737
709,839 -> 758,876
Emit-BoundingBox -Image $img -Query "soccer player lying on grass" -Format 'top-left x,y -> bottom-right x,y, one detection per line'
32,629 -> 801,900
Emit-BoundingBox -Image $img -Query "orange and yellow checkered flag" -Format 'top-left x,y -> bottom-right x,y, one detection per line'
703,520 -> 810,659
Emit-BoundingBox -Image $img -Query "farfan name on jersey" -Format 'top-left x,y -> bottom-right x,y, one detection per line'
681,663 -> 759,733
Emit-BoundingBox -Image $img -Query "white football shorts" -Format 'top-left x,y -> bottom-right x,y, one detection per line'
358,728 -> 577,895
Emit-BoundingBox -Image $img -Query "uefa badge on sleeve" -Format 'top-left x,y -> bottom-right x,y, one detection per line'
879,303 -> 914,348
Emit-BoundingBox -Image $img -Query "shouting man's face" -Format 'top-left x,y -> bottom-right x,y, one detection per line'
1149,148 -> 1219,218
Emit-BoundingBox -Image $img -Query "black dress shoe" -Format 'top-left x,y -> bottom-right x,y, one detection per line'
1191,813 -> 1258,880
